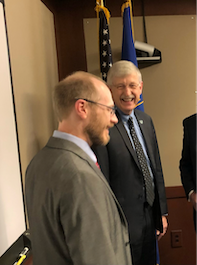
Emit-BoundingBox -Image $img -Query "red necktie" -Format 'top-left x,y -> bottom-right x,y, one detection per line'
96,161 -> 100,170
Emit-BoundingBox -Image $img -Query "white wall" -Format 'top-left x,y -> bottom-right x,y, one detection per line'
0,2 -> 26,256
0,0 -> 59,256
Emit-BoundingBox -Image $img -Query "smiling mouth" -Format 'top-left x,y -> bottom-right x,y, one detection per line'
121,97 -> 134,102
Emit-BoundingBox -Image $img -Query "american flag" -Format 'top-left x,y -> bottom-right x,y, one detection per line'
98,6 -> 113,82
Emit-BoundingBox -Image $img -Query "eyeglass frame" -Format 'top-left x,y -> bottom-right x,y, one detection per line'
75,98 -> 116,116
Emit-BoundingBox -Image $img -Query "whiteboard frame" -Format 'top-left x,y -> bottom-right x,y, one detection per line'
0,0 -> 26,257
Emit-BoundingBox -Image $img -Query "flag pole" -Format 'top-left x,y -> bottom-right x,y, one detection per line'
95,1 -> 100,76
129,0 -> 135,41
100,0 -> 103,7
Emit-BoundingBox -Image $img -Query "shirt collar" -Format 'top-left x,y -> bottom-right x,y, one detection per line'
116,107 -> 134,122
52,130 -> 97,163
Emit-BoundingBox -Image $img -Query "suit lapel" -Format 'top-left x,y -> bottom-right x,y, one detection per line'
78,148 -> 129,227
134,110 -> 156,169
90,159 -> 129,226
115,110 -> 155,171
115,111 -> 140,168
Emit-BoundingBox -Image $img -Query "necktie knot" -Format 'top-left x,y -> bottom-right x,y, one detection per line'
128,117 -> 133,127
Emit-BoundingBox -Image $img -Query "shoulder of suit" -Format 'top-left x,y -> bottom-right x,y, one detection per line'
47,136 -> 93,162
183,113 -> 197,126
134,109 -> 152,120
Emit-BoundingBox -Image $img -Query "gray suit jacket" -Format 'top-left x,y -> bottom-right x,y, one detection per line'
25,137 -> 132,265
93,110 -> 168,245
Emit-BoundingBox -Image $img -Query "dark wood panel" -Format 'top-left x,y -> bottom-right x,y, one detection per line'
132,0 -> 196,16
165,185 -> 186,199
43,0 -> 196,16
159,186 -> 196,265
54,7 -> 88,80
24,253 -> 33,265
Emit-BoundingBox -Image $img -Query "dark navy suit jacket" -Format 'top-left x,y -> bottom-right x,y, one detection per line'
93,109 -> 168,245
180,113 -> 196,198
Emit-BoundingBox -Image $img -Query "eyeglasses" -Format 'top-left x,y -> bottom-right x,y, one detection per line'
75,98 -> 116,116
114,83 -> 140,90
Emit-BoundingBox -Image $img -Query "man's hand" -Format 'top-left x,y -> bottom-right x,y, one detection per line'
190,191 -> 197,211
156,216 -> 168,241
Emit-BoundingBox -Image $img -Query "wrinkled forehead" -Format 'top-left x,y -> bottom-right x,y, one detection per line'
108,67 -> 142,84
112,72 -> 140,84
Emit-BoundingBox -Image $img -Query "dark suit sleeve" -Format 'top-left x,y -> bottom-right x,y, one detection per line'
179,119 -> 195,197
149,118 -> 168,216
92,145 -> 110,182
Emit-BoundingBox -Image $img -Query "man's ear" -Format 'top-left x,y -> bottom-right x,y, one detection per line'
139,81 -> 143,93
75,99 -> 88,119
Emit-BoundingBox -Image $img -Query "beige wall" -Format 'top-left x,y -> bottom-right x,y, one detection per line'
84,15 -> 196,187
3,3 -> 196,188
136,16 -> 196,187
5,0 -> 58,182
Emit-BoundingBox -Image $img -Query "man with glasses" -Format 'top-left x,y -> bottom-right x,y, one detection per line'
25,71 -> 132,265
93,61 -> 168,265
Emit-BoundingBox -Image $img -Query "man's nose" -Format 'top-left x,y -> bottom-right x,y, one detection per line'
111,113 -> 118,124
124,86 -> 132,95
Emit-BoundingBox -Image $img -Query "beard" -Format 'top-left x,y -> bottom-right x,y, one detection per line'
84,112 -> 110,146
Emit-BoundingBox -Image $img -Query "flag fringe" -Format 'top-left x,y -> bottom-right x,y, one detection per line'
95,4 -> 111,24
136,101 -> 144,107
121,1 -> 135,41
121,1 -> 130,17
96,0 -> 103,6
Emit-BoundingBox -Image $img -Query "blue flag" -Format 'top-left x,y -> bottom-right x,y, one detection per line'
121,1 -> 144,112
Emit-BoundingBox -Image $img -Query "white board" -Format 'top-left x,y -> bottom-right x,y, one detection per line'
0,1 -> 26,256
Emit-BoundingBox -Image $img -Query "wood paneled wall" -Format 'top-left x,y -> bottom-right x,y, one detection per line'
159,186 -> 196,265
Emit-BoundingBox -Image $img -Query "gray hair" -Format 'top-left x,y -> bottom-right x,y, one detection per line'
107,60 -> 142,86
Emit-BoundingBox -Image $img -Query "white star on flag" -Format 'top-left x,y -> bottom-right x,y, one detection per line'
102,72 -> 107,79
102,40 -> 107,46
103,29 -> 108,35
102,51 -> 107,57
98,7 -> 113,81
